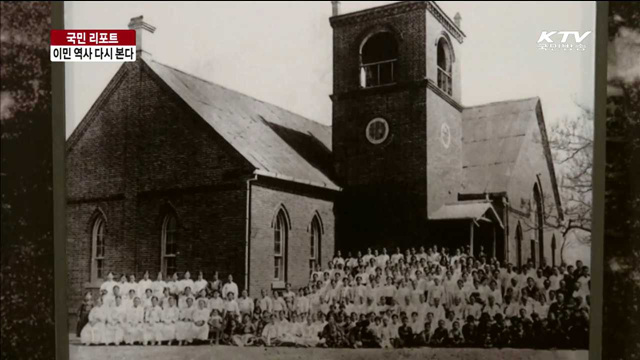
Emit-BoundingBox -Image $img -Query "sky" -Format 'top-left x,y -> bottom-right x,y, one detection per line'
65,1 -> 596,134
64,1 -> 595,264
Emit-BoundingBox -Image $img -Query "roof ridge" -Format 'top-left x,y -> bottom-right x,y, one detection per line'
463,96 -> 539,110
147,59 -> 331,130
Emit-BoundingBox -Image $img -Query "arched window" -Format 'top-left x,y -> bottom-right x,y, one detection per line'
161,214 -> 178,277
436,37 -> 453,96
360,32 -> 398,88
309,215 -> 322,275
516,222 -> 523,268
91,215 -> 106,282
274,210 -> 288,281
533,184 -> 544,267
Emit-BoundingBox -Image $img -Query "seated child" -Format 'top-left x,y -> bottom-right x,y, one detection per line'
208,309 -> 223,344
430,319 -> 449,347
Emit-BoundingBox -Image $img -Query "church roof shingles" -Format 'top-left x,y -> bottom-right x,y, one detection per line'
460,97 -> 540,194
145,59 -> 340,191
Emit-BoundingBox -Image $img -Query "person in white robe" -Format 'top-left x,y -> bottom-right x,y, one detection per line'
160,296 -> 179,344
257,289 -> 273,314
124,297 -> 145,345
80,296 -> 108,345
482,295 -> 503,319
427,278 -> 445,306
123,289 -> 137,309
142,288 -> 154,309
176,297 -> 195,345
221,274 -> 239,301
159,288 -> 173,310
208,290 -> 224,315
194,271 -> 208,295
100,272 -> 117,296
223,292 -> 240,321
177,271 -> 195,296
168,273 -> 180,297
117,275 -> 130,299
138,271 -> 153,297
178,286 -> 195,310
261,314 -> 280,347
487,280 -> 503,306
192,298 -> 210,342
142,296 -> 163,345
238,289 -> 254,318
272,291 -> 287,315
152,272 -> 167,299
463,295 -> 482,320
127,274 -> 139,298
103,285 -> 117,308
295,288 -> 311,316
105,296 -> 127,345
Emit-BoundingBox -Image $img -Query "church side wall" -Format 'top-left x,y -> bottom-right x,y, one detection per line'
508,119 -> 563,267
249,181 -> 335,297
66,60 -> 252,323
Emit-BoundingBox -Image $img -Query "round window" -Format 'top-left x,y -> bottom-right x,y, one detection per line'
365,118 -> 389,144
441,122 -> 451,149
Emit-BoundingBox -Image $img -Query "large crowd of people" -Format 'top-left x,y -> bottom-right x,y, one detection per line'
77,245 -> 590,349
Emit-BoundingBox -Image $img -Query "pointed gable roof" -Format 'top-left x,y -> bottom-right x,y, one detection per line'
461,97 -> 538,194
69,57 -> 340,191
460,97 -> 562,218
146,58 -> 339,190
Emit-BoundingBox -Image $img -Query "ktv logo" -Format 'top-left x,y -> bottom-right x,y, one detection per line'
537,31 -> 592,43
537,31 -> 592,52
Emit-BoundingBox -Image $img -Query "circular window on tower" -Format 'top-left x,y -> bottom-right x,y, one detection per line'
365,117 -> 389,145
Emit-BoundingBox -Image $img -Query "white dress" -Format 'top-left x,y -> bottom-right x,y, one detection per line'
209,297 -> 224,314
105,304 -> 127,344
192,307 -> 210,341
160,305 -> 179,341
176,306 -> 195,342
80,305 -> 107,345
152,281 -> 167,298
138,279 -> 153,295
100,280 -> 117,296
124,306 -> 145,344
194,279 -> 208,295
142,305 -> 162,344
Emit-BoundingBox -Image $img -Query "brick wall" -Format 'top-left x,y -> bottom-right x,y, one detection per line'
66,59 -> 254,317
249,180 -> 335,296
426,90 -> 463,215
331,5 -> 428,251
426,7 -> 463,103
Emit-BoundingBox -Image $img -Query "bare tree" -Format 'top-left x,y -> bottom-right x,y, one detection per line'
549,106 -> 593,251
523,105 -> 593,264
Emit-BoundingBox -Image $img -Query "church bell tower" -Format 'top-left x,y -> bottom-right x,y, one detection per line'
330,1 -> 465,251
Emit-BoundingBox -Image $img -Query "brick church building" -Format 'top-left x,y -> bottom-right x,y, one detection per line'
66,1 -> 563,315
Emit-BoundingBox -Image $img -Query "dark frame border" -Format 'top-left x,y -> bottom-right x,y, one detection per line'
52,2 -> 69,360
589,2 -> 608,360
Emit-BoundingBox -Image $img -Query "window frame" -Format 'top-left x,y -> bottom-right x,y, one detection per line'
309,216 -> 322,275
91,216 -> 106,283
359,31 -> 398,88
274,211 -> 288,281
516,222 -> 523,268
436,37 -> 453,96
533,183 -> 545,267
161,213 -> 178,277
365,117 -> 390,145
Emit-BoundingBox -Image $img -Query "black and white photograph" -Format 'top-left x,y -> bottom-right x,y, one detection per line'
63,2 -> 596,359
